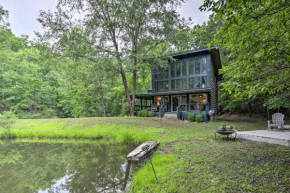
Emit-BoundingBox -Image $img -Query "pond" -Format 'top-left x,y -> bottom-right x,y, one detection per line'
0,139 -> 135,193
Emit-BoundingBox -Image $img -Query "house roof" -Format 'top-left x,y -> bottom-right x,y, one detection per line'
171,47 -> 222,79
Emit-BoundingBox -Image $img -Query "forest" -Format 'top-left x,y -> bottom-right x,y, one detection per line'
0,0 -> 289,119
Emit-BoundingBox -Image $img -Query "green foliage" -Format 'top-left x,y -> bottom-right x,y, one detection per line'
0,111 -> 16,138
195,114 -> 203,123
138,109 -> 147,117
147,110 -> 155,117
201,0 -> 290,110
138,109 -> 154,117
187,113 -> 195,122
38,0 -> 191,116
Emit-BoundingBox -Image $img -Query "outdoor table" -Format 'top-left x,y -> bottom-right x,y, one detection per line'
214,129 -> 237,140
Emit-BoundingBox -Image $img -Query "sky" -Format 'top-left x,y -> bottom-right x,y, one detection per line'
0,0 -> 211,40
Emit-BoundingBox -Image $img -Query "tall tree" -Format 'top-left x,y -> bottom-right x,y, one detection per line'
0,5 -> 9,26
37,0 -> 190,116
200,0 -> 290,110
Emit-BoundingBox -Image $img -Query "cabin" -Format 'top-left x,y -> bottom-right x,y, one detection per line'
134,47 -> 222,121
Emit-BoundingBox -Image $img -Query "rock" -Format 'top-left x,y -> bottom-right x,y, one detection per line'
218,125 -> 226,130
226,125 -> 233,130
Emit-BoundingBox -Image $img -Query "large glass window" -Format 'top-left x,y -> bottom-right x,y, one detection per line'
195,59 -> 200,74
194,77 -> 200,88
189,77 -> 194,89
171,95 -> 179,112
189,60 -> 194,75
164,66 -> 168,78
164,96 -> 170,112
159,81 -> 163,92
201,76 -> 207,88
171,63 -> 175,78
155,82 -> 158,92
176,63 -> 181,77
202,58 -> 207,74
171,80 -> 175,90
189,94 -> 206,111
181,95 -> 187,111
153,96 -> 162,111
183,78 -> 187,90
182,61 -> 187,76
177,79 -> 182,90
164,81 -> 169,91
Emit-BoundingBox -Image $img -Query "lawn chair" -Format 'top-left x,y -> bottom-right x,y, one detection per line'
268,113 -> 285,131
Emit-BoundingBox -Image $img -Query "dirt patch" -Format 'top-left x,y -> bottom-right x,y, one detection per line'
218,114 -> 267,123
159,141 -> 179,154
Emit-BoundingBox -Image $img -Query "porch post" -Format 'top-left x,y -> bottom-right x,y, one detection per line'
141,98 -> 143,110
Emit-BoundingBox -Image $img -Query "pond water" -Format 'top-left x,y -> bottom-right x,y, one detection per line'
0,139 -> 135,193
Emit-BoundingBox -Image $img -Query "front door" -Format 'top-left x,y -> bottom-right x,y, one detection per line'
171,95 -> 179,112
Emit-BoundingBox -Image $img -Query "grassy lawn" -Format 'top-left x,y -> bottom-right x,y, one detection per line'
1,117 -> 290,192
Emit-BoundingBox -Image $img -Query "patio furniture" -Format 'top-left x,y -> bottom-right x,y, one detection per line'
268,113 -> 285,131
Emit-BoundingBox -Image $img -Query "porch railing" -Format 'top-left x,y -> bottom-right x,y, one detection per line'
178,103 -> 209,112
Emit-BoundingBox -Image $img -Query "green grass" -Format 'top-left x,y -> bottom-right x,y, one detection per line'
1,117 -> 289,192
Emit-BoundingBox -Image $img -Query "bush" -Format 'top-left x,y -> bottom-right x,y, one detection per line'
188,113 -> 195,122
138,109 -> 154,117
195,114 -> 203,123
147,111 -> 155,117
0,111 -> 17,138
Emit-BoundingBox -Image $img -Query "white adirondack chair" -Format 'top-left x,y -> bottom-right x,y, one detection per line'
268,113 -> 285,131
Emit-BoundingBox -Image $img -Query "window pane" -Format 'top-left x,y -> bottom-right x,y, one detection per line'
171,80 -> 175,90
189,77 -> 194,89
154,96 -> 162,111
164,67 -> 168,78
177,79 -> 182,90
183,78 -> 187,90
195,59 -> 200,74
155,82 -> 158,92
202,58 -> 207,74
171,63 -> 175,78
182,61 -> 187,76
189,60 -> 194,75
176,63 -> 181,77
189,94 -> 206,110
201,76 -> 207,88
159,81 -> 163,92
194,77 -> 200,88
164,81 -> 168,91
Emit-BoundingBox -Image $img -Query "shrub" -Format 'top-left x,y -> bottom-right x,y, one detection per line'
195,114 -> 203,123
138,109 -> 147,117
138,110 -> 154,117
0,111 -> 17,138
188,113 -> 195,122
147,111 -> 155,117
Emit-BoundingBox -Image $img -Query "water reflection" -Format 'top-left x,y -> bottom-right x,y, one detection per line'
0,139 -> 134,193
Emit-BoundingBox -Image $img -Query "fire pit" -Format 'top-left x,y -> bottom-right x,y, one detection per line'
214,125 -> 237,140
